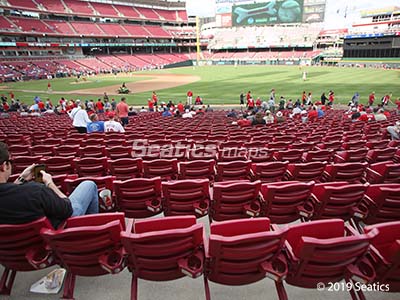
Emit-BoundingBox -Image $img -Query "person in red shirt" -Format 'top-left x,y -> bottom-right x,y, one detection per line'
47,82 -> 52,93
395,98 -> 400,114
187,90 -> 193,105
116,97 -> 129,127
38,101 -> 45,112
308,107 -> 318,122
248,98 -> 255,110
328,91 -> 334,106
255,98 -> 262,108
177,102 -> 184,113
195,96 -> 202,105
246,91 -> 251,102
368,92 -> 375,106
148,99 -> 154,112
301,91 -> 307,105
152,91 -> 158,106
9,92 -> 14,100
2,102 -> 9,111
96,99 -> 104,113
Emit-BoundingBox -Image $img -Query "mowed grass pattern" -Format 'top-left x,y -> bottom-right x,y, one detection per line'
1,65 -> 399,106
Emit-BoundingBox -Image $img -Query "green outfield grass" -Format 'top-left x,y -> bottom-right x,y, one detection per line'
1,65 -> 399,106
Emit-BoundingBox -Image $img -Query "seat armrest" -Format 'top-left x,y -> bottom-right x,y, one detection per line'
260,254 -> 288,282
99,248 -> 126,274
178,249 -> 204,279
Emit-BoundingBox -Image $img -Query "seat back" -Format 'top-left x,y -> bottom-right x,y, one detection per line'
261,181 -> 314,224
74,157 -> 108,177
211,180 -> 261,221
285,219 -> 371,288
367,148 -> 397,163
0,217 -> 53,272
142,159 -> 178,180
121,216 -> 204,281
310,182 -> 368,221
273,150 -> 303,163
364,221 -> 400,291
207,218 -> 287,285
216,160 -> 252,181
40,156 -> 75,175
108,158 -> 143,180
302,149 -> 332,162
64,176 -> 115,196
178,160 -> 215,180
251,161 -> 288,182
322,162 -> 367,183
113,177 -> 162,218
41,213 -> 125,276
365,162 -> 400,184
362,184 -> 400,224
106,146 -> 131,160
285,162 -> 326,182
162,179 -> 210,217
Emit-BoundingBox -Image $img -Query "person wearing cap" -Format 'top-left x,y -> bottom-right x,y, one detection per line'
104,112 -> 125,133
263,110 -> 274,124
0,142 -> 98,229
387,121 -> 400,140
87,113 -> 104,133
162,107 -> 172,117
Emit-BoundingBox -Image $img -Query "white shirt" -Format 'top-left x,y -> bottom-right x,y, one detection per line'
182,112 -> 193,118
104,120 -> 125,132
72,108 -> 91,127
69,107 -> 79,120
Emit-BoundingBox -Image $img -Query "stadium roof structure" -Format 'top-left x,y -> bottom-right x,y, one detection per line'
104,0 -> 186,8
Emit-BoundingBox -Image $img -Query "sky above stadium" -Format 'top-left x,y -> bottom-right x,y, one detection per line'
324,0 -> 400,28
187,0 -> 400,29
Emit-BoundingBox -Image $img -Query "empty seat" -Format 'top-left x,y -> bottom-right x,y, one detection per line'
29,145 -> 56,157
0,218 -> 54,296
284,162 -> 327,182
106,146 -> 132,160
260,181 -> 314,224
299,182 -> 368,221
302,149 -> 333,162
162,179 -> 210,217
210,180 -> 262,222
334,148 -> 368,163
142,159 -> 178,180
218,147 -> 247,162
273,150 -> 303,163
40,156 -> 75,175
40,213 -> 126,300
11,156 -> 42,174
215,160 -> 252,181
354,184 -> 400,226
54,144 -> 80,156
321,162 -> 367,183
364,162 -> 400,184
251,161 -> 289,182
178,160 -> 215,180
74,157 -> 108,177
363,221 -> 400,292
204,218 -> 288,300
366,148 -> 397,163
121,216 -> 205,300
79,145 -> 107,158
113,177 -> 162,218
108,158 -> 143,180
283,219 -> 374,299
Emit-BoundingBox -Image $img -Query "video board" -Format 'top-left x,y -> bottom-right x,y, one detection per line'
231,0 -> 304,26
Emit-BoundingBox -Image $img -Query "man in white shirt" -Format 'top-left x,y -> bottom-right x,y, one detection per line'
182,109 -> 193,119
71,103 -> 91,133
104,112 -> 125,133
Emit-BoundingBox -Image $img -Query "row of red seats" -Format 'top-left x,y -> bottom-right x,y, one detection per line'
0,215 -> 398,299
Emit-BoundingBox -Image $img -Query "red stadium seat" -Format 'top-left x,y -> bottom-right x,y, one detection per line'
40,156 -> 75,175
321,162 -> 368,183
366,148 -> 397,163
334,148 -> 368,163
121,216 -> 205,300
260,181 -> 314,224
11,155 -> 42,174
54,144 -> 80,157
79,145 -> 107,158
178,160 -> 215,180
302,149 -> 333,162
0,218 -> 54,296
363,221 -> 400,292
273,149 -> 303,163
210,180 -> 262,222
29,145 -> 56,157
162,179 -> 210,217
250,161 -> 289,182
113,177 -> 162,218
40,213 -> 126,300
142,159 -> 178,180
283,219 -> 374,300
73,157 -> 108,177
299,182 -> 368,221
106,146 -> 132,160
354,184 -> 400,226
215,160 -> 252,181
108,158 -> 143,180
284,162 -> 327,182
218,147 -> 247,162
364,162 -> 400,184
204,218 -> 288,300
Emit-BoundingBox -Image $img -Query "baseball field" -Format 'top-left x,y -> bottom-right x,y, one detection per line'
1,65 -> 399,106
